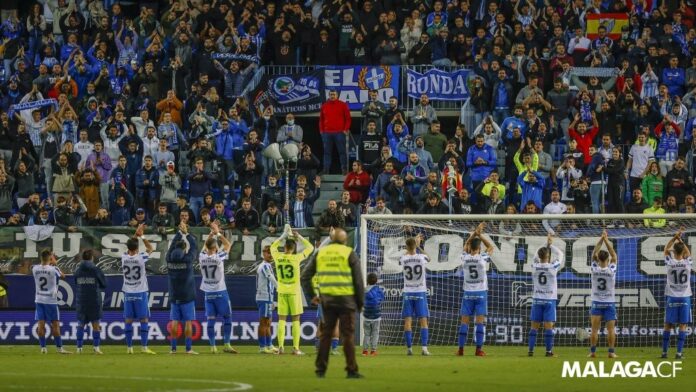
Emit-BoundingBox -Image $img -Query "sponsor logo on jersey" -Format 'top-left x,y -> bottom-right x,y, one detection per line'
511,281 -> 659,308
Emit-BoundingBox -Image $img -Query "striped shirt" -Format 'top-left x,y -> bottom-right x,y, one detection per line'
256,261 -> 277,302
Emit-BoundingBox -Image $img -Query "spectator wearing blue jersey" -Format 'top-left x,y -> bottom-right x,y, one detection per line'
518,165 -> 545,210
74,249 -> 107,354
401,153 -> 428,197
466,134 -> 497,192
662,56 -> 686,97
362,272 -> 385,356
166,222 -> 198,354
500,106 -> 527,142
386,121 -> 409,164
188,158 -> 214,222
109,185 -> 134,226
157,112 -> 187,162
491,69 -> 514,125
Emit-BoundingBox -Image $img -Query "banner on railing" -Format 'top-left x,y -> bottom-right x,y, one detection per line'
324,66 -> 400,110
406,68 -> 471,101
251,69 -> 325,115
0,227 -> 354,276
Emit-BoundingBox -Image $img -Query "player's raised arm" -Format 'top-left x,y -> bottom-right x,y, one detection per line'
211,222 -> 232,253
602,230 -> 617,265
136,224 -> 154,254
294,230 -> 315,257
464,223 -> 485,253
477,224 -> 494,255
664,229 -> 683,257
270,225 -> 290,258
591,233 -> 605,263
675,232 -> 690,258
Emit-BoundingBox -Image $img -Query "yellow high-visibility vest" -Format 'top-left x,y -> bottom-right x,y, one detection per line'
315,243 -> 354,296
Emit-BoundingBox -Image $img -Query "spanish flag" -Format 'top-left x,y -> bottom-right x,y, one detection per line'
586,13 -> 629,40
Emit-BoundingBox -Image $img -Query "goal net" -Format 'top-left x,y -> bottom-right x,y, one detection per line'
360,214 -> 696,348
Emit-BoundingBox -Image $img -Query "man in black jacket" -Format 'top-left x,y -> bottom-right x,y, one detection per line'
74,249 -> 107,354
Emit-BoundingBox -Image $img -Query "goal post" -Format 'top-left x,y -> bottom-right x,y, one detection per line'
359,213 -> 696,348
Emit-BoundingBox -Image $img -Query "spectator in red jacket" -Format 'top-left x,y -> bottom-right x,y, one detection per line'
343,161 -> 371,203
568,112 -> 599,165
319,90 -> 351,174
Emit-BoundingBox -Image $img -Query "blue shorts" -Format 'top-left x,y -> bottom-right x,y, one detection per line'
402,292 -> 429,318
35,303 -> 59,322
257,301 -> 274,319
171,301 -> 196,321
665,296 -> 692,324
460,291 -> 487,317
590,301 -> 617,321
204,291 -> 231,318
124,292 -> 150,320
530,300 -> 557,322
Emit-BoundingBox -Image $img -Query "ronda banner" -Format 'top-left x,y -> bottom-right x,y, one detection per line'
406,67 -> 471,101
0,226 -> 354,276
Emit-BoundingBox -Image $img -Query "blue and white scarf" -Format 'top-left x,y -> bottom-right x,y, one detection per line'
8,98 -> 58,117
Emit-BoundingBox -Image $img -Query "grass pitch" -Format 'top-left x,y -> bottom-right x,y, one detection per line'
0,345 -> 692,392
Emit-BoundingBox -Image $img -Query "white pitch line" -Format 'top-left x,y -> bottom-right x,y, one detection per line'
0,373 -> 253,391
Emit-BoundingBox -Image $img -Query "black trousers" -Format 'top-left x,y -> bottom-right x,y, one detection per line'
315,302 -> 358,375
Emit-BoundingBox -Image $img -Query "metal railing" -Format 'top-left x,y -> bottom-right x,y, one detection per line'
257,64 -> 472,115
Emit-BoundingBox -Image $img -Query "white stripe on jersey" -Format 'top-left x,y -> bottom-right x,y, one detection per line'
200,251 -> 228,292
532,245 -> 563,300
33,264 -> 61,305
256,262 -> 277,301
121,252 -> 150,293
665,255 -> 693,298
591,262 -> 617,303
400,253 -> 429,293
461,252 -> 491,292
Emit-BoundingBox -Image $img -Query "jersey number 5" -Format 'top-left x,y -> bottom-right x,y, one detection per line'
468,265 -> 478,279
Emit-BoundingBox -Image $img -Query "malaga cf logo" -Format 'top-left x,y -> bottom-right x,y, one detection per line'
358,66 -> 393,91
272,77 -> 295,96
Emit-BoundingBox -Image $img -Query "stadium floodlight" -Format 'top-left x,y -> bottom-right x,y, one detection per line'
359,213 -> 696,349
263,143 -> 300,225
262,143 -> 284,170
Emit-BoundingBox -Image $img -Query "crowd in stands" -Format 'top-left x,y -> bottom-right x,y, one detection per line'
0,0 -> 695,234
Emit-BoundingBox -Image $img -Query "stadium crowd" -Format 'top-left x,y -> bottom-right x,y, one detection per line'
0,0 -> 695,234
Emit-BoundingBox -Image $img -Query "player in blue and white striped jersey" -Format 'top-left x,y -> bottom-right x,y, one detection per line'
122,224 -> 155,354
200,222 -> 236,354
528,234 -> 563,357
33,249 -> 69,354
589,230 -> 618,358
457,222 -> 494,357
661,229 -> 692,359
256,244 -> 278,354
400,234 -> 431,356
